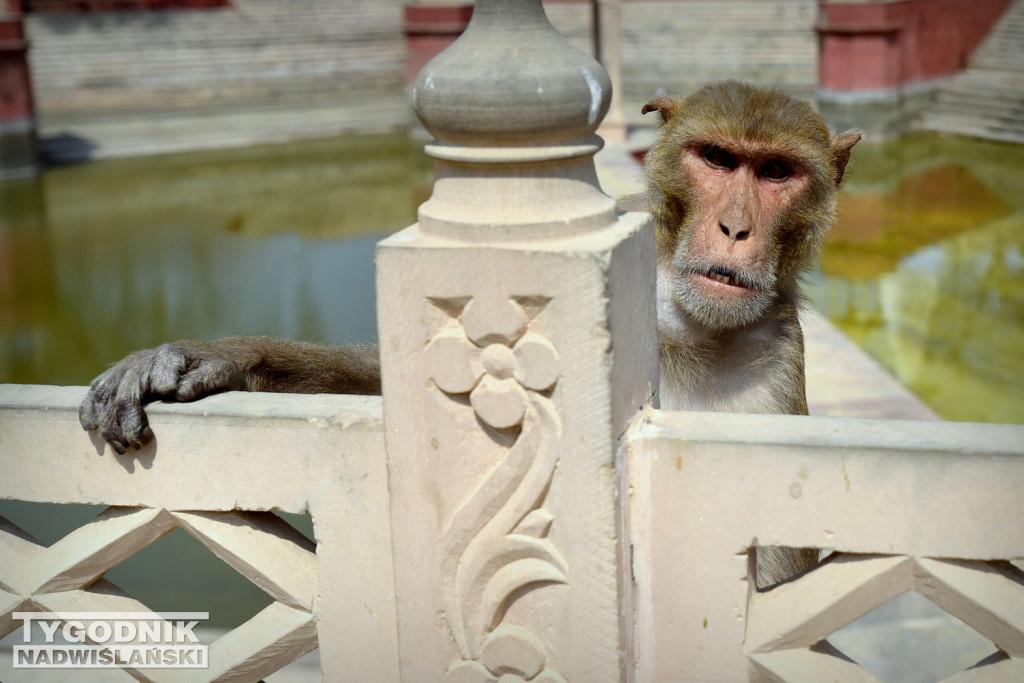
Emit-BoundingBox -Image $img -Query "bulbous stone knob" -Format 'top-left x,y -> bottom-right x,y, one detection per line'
411,0 -> 617,240
412,0 -> 612,149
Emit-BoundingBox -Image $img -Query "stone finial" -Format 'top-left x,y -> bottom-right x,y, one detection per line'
410,0 -> 618,241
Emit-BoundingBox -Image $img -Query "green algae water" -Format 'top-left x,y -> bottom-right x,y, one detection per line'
805,133 -> 1024,424
0,133 -> 433,386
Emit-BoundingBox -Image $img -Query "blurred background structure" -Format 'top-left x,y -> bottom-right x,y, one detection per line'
1,0 -> 1020,168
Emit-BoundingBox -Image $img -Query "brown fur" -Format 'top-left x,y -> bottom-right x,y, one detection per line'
79,338 -> 379,454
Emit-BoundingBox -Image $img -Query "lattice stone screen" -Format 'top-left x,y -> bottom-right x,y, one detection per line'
0,384 -> 398,681
628,409 -> 1024,682
3,507 -> 317,680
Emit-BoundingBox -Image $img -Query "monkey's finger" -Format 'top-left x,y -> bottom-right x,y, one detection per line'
148,344 -> 187,395
80,369 -> 120,431
176,374 -> 209,402
115,400 -> 153,451
79,398 -> 98,431
121,428 -> 151,452
177,372 -> 212,402
99,426 -> 128,455
89,392 -> 140,454
95,397 -> 128,451
96,407 -> 150,454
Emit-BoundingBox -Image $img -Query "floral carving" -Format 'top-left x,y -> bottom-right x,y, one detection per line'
426,295 -> 567,681
426,296 -> 558,430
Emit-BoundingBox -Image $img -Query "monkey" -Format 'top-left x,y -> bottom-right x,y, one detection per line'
78,81 -> 859,589
622,81 -> 860,587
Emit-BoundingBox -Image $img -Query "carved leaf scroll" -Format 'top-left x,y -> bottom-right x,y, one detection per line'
425,295 -> 567,681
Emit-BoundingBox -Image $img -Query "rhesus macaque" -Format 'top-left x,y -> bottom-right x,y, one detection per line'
626,81 -> 860,585
627,82 -> 860,416
79,81 -> 859,588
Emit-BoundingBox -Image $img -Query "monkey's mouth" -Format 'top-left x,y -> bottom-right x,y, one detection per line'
693,266 -> 757,291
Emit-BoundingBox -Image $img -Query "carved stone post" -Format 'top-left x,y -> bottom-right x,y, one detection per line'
377,0 -> 657,679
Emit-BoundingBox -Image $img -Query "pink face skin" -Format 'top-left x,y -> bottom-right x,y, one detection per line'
669,138 -> 812,330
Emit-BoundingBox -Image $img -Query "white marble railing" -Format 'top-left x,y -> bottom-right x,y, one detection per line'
0,384 -> 398,681
3,386 -> 1023,681
628,409 -> 1024,682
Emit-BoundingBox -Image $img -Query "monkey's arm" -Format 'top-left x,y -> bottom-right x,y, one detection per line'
78,337 -> 380,454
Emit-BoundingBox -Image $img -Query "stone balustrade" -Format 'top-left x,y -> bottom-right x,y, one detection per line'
2,1 -> 1023,680
2,384 -> 1022,680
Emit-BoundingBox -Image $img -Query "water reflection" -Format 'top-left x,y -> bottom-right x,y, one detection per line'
806,133 -> 1024,423
0,133 -> 433,386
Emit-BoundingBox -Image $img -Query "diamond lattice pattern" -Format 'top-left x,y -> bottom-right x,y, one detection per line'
745,553 -> 1024,681
0,506 -> 318,681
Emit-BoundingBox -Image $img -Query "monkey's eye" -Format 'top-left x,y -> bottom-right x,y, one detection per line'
701,145 -> 737,170
760,160 -> 793,181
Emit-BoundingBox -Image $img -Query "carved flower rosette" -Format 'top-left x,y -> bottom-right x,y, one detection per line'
426,296 -> 559,432
424,295 -> 568,683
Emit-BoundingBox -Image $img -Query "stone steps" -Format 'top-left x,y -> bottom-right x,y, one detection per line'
25,0 -> 408,157
39,73 -> 403,122
35,56 -> 402,95
38,97 -> 410,163
917,113 -> 1024,145
919,0 -> 1024,143
933,80 -> 1024,110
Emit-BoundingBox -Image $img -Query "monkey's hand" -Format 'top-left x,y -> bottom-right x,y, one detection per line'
80,337 -> 382,454
79,340 -> 250,454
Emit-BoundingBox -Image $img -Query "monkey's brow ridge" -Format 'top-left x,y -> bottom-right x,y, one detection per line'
686,136 -> 806,163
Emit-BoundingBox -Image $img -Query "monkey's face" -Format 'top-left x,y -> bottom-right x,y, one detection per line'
640,83 -> 861,334
668,139 -> 812,331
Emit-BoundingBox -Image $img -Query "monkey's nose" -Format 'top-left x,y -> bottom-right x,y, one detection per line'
720,222 -> 751,241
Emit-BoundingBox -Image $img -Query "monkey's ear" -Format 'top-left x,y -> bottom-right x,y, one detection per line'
641,96 -> 678,124
832,130 -> 862,185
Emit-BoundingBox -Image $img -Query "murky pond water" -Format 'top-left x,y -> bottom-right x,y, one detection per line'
1,130 -> 1021,635
0,133 -> 433,387
805,133 -> 1024,424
